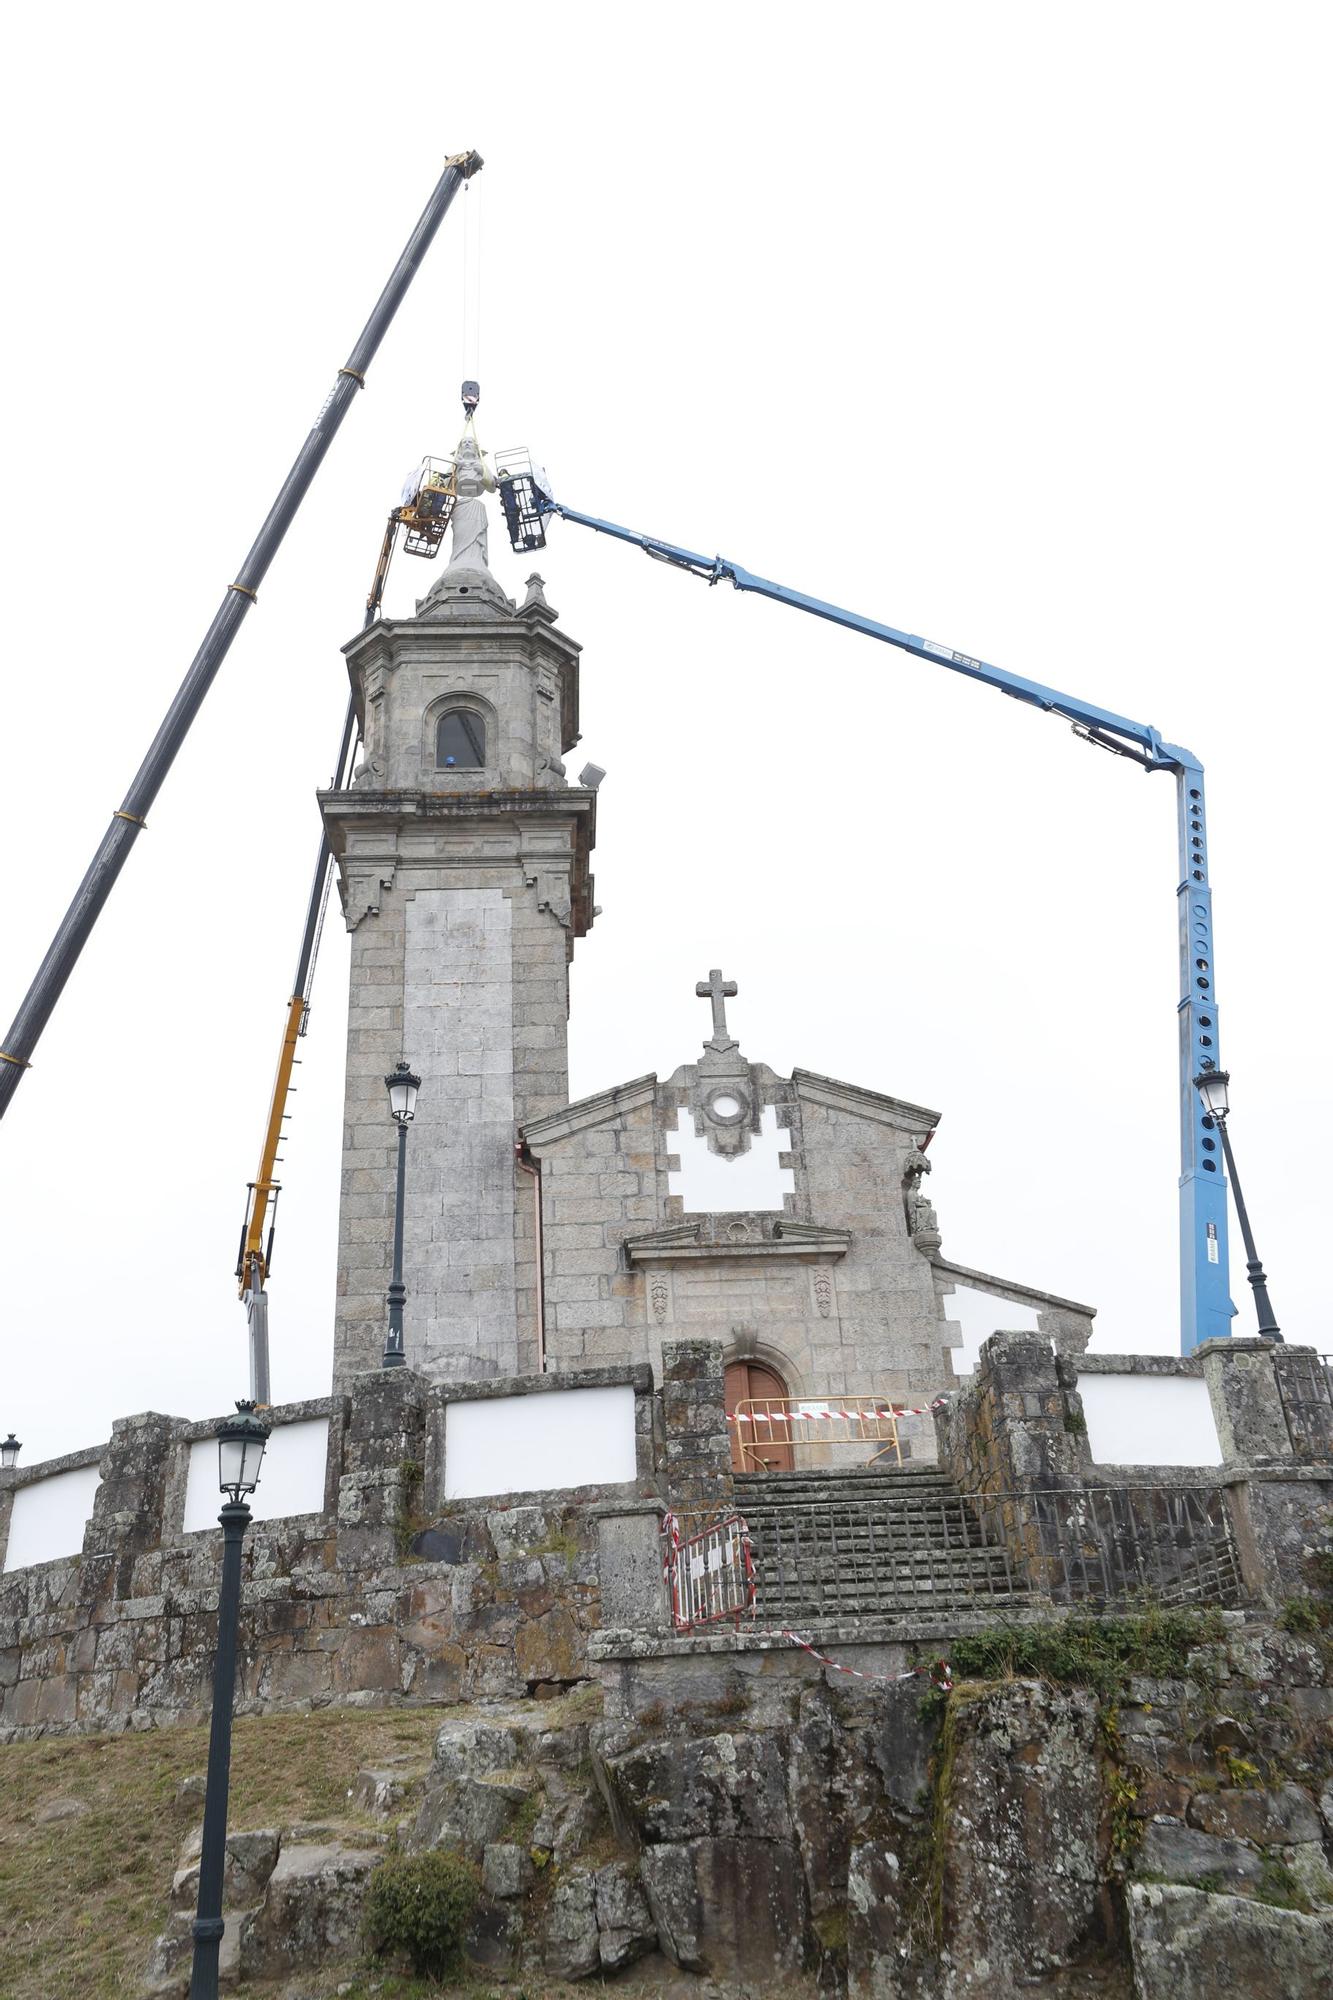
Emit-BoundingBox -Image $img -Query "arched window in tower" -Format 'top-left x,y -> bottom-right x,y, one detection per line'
436,708 -> 487,770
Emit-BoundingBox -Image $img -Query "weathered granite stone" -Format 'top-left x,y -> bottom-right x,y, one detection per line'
239,1843 -> 380,1979
639,1842 -> 705,1971
846,1839 -> 908,1999
1187,1784 -> 1323,1846
594,1859 -> 657,1971
1284,1842 -> 1333,1908
642,1835 -> 812,1980
938,1680 -> 1104,1982
1136,1822 -> 1263,1889
171,1828 -> 280,1912
350,1766 -> 413,1818
414,1772 -> 535,1859
543,1866 -> 601,1978
603,1729 -> 791,1842
482,1842 -> 532,1899
1127,1881 -> 1333,1999
142,1905 -> 251,1995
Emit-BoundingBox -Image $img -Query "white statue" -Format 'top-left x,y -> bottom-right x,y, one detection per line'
447,436 -> 495,571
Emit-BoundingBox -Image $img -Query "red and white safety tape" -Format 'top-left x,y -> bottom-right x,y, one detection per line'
726,1398 -> 949,1425
757,1628 -> 953,1691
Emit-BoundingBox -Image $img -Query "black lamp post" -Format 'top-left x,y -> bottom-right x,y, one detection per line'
0,1433 -> 20,1471
1193,1068 -> 1283,1343
383,1060 -> 421,1369
189,1401 -> 270,2000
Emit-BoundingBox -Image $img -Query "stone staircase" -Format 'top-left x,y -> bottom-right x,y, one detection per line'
734,1466 -> 1028,1622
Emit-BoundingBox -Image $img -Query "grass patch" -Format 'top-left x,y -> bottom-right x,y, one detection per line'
949,1609 -> 1226,1701
1256,1856 -> 1313,1913
0,1703 -> 441,2000
1278,1595 -> 1331,1635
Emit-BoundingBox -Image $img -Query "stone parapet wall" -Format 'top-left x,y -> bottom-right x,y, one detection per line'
0,1361 -> 682,1741
934,1333 -> 1333,1611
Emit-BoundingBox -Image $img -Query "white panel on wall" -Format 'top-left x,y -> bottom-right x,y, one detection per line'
667,1105 -> 795,1214
445,1385 -> 636,1501
4,1464 -> 101,1571
1080,1374 -> 1222,1469
183,1418 -> 330,1533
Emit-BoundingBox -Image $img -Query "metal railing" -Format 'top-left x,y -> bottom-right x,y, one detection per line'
1276,1351 -> 1333,1459
662,1511 -> 757,1630
738,1482 -> 1245,1623
971,1485 -> 1244,1610
729,1397 -> 903,1471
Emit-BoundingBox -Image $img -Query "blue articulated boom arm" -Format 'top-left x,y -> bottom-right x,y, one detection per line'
546,497 -> 1234,1353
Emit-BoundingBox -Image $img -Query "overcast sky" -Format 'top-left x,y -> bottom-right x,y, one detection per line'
1,4 -> 1329,1464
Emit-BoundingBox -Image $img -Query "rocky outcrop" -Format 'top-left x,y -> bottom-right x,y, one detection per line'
938,1681 -> 1110,1988
1127,1882 -> 1333,1999
240,1842 -> 381,1980
139,1614 -> 1333,1998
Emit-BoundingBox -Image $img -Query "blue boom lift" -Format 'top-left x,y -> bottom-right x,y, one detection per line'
494,454 -> 1233,1356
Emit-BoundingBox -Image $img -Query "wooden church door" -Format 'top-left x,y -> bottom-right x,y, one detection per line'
725,1360 -> 793,1473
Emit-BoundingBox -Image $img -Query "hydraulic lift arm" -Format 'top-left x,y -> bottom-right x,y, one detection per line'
0,149 -> 482,1120
513,485 -> 1231,1354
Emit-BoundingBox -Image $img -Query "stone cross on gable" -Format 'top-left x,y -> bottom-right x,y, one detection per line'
696,968 -> 738,1050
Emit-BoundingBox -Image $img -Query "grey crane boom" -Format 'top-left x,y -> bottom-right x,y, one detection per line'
0,149 -> 482,1117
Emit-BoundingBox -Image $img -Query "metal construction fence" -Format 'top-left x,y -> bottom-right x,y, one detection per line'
662,1511 -> 758,1630
664,1482 -> 1246,1629
727,1397 -> 904,1471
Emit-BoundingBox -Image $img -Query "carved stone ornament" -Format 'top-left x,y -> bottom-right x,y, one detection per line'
343,860 -> 396,931
649,1274 -> 670,1325
813,1268 -> 833,1319
903,1149 -> 942,1253
526,867 -> 572,930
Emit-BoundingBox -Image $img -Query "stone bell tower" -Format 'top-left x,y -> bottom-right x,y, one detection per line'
322,440 -> 596,1386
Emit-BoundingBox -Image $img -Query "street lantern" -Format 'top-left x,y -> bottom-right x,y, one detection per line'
385,1060 -> 421,1124
0,1433 -> 20,1470
383,1061 -> 422,1368
1192,1069 -> 1282,1343
1194,1066 -> 1231,1125
189,1400 -> 272,1999
217,1401 -> 269,1502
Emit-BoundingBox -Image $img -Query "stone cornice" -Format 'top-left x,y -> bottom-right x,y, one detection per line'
522,1075 -> 659,1147
792,1069 -> 941,1134
319,788 -> 598,937
624,1216 -> 852,1264
318,788 -> 597,829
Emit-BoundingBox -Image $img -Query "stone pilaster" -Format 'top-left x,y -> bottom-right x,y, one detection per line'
81,1412 -> 184,1587
659,1339 -> 733,1512
933,1331 -> 1089,1498
1197,1337 -> 1294,1465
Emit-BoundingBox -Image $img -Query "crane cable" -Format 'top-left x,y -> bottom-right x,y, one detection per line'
461,175 -> 482,388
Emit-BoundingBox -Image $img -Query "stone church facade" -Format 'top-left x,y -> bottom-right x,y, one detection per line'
321,454 -> 1080,1411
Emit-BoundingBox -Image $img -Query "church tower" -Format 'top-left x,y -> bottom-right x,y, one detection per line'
322,440 -> 596,1385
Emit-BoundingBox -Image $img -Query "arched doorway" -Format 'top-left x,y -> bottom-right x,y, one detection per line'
725,1358 -> 793,1473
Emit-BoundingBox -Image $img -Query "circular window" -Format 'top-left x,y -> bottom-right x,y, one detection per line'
711,1094 -> 741,1117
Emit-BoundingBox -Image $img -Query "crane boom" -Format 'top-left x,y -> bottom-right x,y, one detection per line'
515,486 -> 1232,1354
0,149 -> 482,1119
